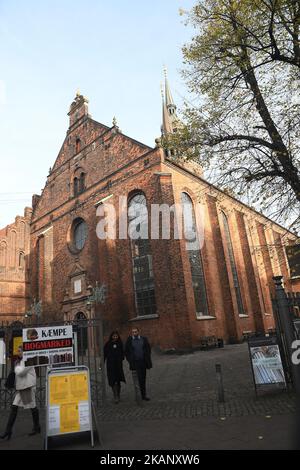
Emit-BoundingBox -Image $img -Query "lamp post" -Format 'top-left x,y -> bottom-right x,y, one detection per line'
87,282 -> 107,403
24,310 -> 32,325
25,299 -> 42,325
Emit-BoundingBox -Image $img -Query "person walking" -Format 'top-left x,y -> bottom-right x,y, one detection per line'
104,331 -> 125,404
0,346 -> 41,440
125,327 -> 152,401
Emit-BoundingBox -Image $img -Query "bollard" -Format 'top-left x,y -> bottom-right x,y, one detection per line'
216,363 -> 225,403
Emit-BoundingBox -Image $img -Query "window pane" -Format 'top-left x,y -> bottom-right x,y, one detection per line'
181,193 -> 209,317
74,178 -> 78,196
128,193 -> 156,317
74,220 -> 88,250
222,212 -> 245,315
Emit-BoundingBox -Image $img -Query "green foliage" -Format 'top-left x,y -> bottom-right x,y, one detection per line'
173,0 -> 300,229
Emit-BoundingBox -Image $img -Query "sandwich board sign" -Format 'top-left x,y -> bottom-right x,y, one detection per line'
45,365 -> 93,449
23,325 -> 73,367
248,335 -> 287,394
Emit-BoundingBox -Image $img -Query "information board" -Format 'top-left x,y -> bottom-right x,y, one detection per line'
45,366 -> 93,449
13,336 -> 23,356
23,325 -> 73,367
248,336 -> 286,390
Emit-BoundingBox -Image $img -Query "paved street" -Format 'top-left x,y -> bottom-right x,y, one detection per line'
0,343 -> 297,450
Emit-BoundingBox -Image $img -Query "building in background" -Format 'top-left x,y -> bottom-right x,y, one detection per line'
0,208 -> 31,324
0,81 -> 298,349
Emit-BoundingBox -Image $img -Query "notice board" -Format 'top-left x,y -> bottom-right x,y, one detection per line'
23,325 -> 73,367
45,366 -> 93,448
248,335 -> 287,391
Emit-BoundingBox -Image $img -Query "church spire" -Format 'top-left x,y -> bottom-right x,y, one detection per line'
161,68 -> 180,136
161,83 -> 172,135
164,67 -> 176,113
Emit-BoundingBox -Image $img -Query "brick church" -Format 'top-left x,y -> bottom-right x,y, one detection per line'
0,77 -> 298,350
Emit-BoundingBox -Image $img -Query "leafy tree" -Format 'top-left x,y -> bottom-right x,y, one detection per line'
169,0 -> 300,230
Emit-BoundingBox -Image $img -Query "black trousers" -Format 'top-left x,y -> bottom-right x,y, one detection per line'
134,361 -> 147,398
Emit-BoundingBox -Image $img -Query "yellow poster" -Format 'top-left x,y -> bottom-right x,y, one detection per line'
49,376 -> 70,405
60,403 -> 80,434
69,373 -> 88,401
13,337 -> 23,356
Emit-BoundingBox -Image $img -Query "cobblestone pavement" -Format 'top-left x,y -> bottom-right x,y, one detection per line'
98,343 -> 295,420
0,343 -> 297,450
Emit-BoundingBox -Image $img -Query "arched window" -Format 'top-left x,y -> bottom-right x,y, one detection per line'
19,252 -> 25,268
128,192 -> 156,317
0,241 -> 7,267
19,221 -> 26,249
75,138 -> 81,153
36,236 -> 43,301
74,177 -> 79,196
221,211 -> 245,315
73,173 -> 85,196
9,230 -> 16,267
79,172 -> 85,193
181,192 -> 209,318
73,219 -> 88,251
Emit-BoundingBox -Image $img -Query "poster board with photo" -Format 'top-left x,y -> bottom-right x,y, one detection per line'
248,335 -> 287,392
23,325 -> 73,367
45,365 -> 94,449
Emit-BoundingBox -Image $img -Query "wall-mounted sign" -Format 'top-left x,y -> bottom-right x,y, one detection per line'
23,325 -> 73,367
74,279 -> 82,294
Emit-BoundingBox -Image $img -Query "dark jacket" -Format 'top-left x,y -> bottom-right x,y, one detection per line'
104,339 -> 126,387
125,335 -> 152,370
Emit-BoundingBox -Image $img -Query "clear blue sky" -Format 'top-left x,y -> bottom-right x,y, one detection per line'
0,0 -> 195,228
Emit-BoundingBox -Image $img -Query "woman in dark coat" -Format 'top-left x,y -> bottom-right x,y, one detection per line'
104,331 -> 125,403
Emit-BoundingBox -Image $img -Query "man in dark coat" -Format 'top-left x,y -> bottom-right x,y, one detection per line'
125,327 -> 152,401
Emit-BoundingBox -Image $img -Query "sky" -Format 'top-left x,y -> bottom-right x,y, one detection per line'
0,0 -> 196,228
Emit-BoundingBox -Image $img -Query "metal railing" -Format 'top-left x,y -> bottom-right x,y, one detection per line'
0,318 -> 105,409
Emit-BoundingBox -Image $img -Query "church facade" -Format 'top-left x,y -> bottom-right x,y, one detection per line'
0,79 -> 298,349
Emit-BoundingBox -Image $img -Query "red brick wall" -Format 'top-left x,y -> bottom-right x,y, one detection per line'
26,100 -> 298,350
0,208 -> 31,322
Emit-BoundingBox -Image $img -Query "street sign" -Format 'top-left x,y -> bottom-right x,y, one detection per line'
45,365 -> 94,449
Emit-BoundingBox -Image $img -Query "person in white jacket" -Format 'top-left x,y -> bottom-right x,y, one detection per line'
0,346 -> 41,440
